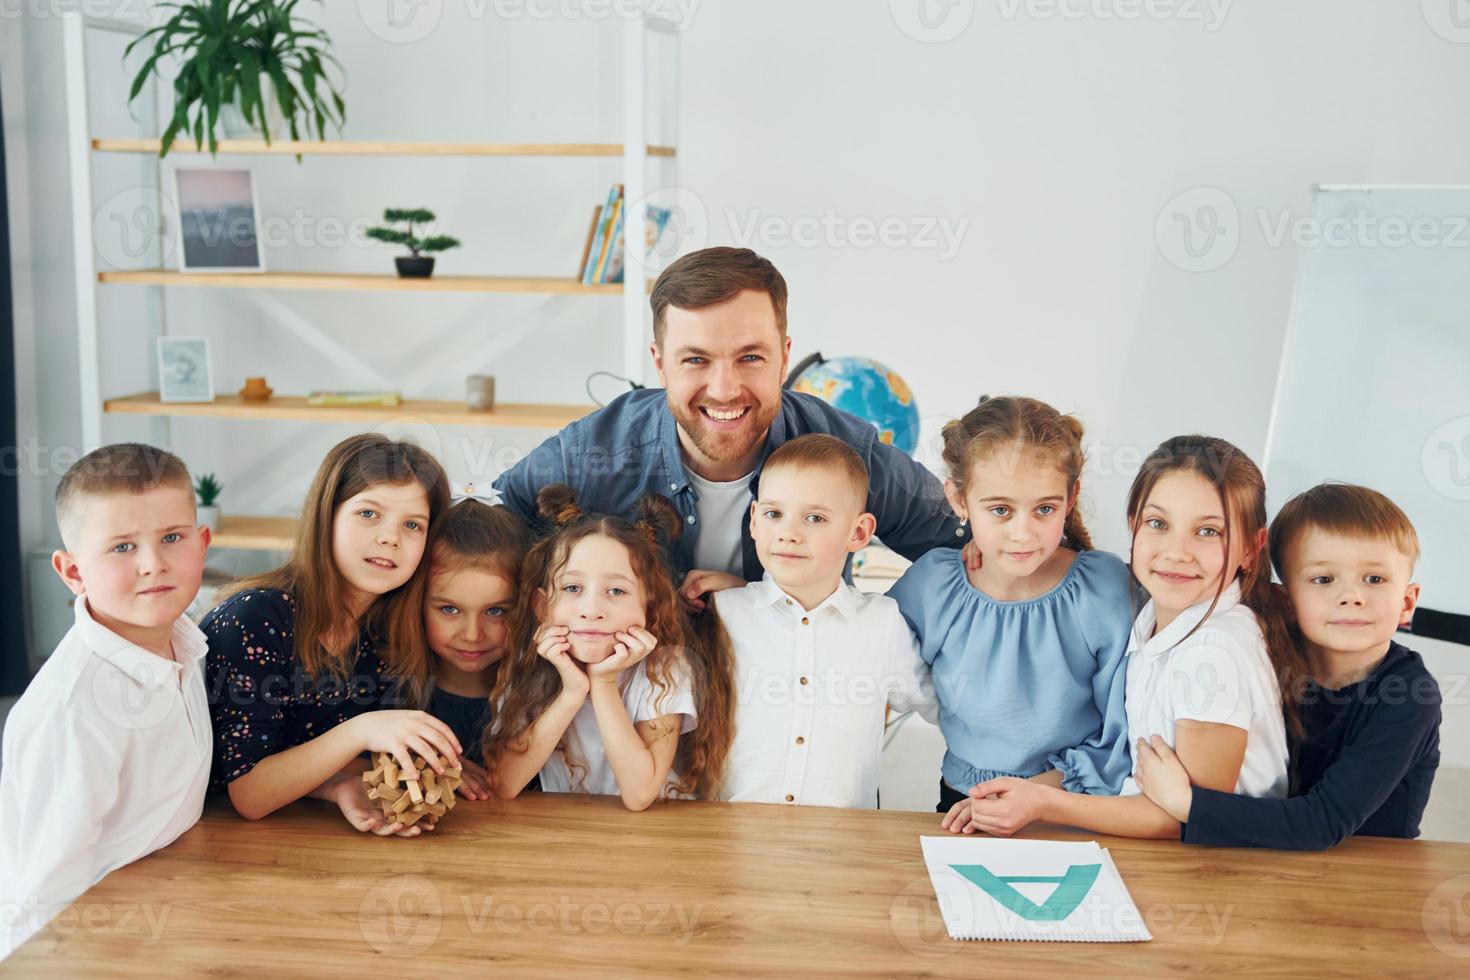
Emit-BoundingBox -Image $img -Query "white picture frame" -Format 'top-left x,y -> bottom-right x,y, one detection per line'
172,167 -> 265,273
157,338 -> 215,403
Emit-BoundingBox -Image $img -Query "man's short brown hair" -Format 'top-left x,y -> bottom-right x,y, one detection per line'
650,246 -> 788,348
55,443 -> 194,547
1268,482 -> 1420,576
761,434 -> 869,505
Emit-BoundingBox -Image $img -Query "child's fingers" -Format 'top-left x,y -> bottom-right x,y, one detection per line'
373,821 -> 406,837
421,730 -> 462,770
388,744 -> 418,776
417,715 -> 464,757
941,799 -> 968,830
1147,734 -> 1176,760
408,735 -> 453,772
347,812 -> 379,833
969,777 -> 1008,800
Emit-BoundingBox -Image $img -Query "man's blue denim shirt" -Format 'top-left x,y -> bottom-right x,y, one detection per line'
494,388 -> 968,581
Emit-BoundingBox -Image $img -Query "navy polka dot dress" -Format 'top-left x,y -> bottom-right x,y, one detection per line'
202,589 -> 401,792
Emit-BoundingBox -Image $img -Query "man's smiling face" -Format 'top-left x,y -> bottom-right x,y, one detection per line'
652,288 -> 791,480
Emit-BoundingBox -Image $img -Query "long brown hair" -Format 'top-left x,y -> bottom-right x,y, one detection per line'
398,500 -> 531,708
1125,435 -> 1308,735
227,433 -> 449,682
485,485 -> 736,799
941,395 -> 1094,551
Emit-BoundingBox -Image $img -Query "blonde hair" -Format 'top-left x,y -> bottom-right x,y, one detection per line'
55,443 -> 193,547
762,433 -> 868,503
940,395 -> 1093,551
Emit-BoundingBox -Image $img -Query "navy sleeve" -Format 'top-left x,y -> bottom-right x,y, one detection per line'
864,436 -> 968,561
1181,683 -> 1442,850
202,590 -> 297,790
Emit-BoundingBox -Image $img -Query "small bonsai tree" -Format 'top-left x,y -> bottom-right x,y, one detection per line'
195,473 -> 222,507
365,209 -> 461,258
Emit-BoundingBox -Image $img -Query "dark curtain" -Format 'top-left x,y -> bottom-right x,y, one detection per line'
1,73 -> 28,695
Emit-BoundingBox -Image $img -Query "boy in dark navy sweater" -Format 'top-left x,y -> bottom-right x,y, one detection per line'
1132,483 -> 1441,850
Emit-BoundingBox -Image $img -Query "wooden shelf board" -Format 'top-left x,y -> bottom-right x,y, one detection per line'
210,515 -> 297,551
98,269 -> 625,294
92,138 -> 676,158
104,392 -> 593,429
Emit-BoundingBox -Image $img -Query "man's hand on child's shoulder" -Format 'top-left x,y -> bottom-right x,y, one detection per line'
679,570 -> 747,611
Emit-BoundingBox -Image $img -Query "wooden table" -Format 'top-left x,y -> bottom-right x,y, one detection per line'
9,795 -> 1470,977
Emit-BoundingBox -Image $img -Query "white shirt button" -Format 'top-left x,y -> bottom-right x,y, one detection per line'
686,514 -> 695,524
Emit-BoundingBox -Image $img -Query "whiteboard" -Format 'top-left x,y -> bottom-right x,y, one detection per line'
1265,186 -> 1470,641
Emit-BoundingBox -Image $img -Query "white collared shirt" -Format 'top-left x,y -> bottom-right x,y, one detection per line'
0,599 -> 211,959
716,576 -> 938,809
1120,581 -> 1288,799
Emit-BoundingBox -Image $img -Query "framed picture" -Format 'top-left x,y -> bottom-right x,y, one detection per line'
172,168 -> 264,272
157,338 -> 214,403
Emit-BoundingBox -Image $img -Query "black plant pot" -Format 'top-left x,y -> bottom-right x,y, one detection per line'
395,255 -> 436,278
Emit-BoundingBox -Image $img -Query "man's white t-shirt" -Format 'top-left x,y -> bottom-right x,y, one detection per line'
686,468 -> 754,577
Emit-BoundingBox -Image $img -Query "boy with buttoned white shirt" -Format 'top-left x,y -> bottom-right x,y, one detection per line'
682,434 -> 937,808
0,444 -> 212,959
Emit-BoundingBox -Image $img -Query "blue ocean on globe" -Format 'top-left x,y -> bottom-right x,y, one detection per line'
790,356 -> 920,455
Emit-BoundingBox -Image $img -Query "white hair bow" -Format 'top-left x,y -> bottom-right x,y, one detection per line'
450,481 -> 504,507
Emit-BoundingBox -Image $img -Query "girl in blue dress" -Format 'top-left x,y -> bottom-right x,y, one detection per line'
888,396 -> 1133,814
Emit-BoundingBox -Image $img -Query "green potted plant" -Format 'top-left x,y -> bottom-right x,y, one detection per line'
365,209 -> 461,278
125,0 -> 346,158
195,473 -> 223,531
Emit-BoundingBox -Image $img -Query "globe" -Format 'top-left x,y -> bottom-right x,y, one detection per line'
790,356 -> 920,455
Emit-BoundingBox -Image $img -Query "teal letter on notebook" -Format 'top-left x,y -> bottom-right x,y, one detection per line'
948,864 -> 1101,922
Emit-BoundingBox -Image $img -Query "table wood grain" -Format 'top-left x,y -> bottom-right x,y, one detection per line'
8,794 -> 1470,977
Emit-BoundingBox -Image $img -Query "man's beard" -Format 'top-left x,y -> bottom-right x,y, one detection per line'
668,396 -> 779,470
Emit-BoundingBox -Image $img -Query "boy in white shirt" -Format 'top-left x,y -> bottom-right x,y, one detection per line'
683,434 -> 936,808
0,444 -> 212,959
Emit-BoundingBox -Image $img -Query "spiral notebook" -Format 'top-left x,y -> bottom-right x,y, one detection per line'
920,837 -> 1152,943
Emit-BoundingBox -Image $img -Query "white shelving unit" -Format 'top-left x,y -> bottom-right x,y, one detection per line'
59,9 -> 680,550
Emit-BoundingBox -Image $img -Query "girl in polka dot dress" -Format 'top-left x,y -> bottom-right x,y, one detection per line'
203,434 -> 459,836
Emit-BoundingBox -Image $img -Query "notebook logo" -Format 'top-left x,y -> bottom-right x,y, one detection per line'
948,863 -> 1101,921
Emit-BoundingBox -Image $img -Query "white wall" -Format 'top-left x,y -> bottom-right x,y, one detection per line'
7,1 -> 1469,742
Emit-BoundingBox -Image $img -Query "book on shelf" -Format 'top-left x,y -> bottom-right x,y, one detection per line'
306,390 -> 402,407
576,205 -> 601,278
581,183 -> 624,285
578,182 -> 675,285
592,193 -> 624,283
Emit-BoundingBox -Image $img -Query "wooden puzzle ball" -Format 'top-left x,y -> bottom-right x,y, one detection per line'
361,752 -> 464,828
